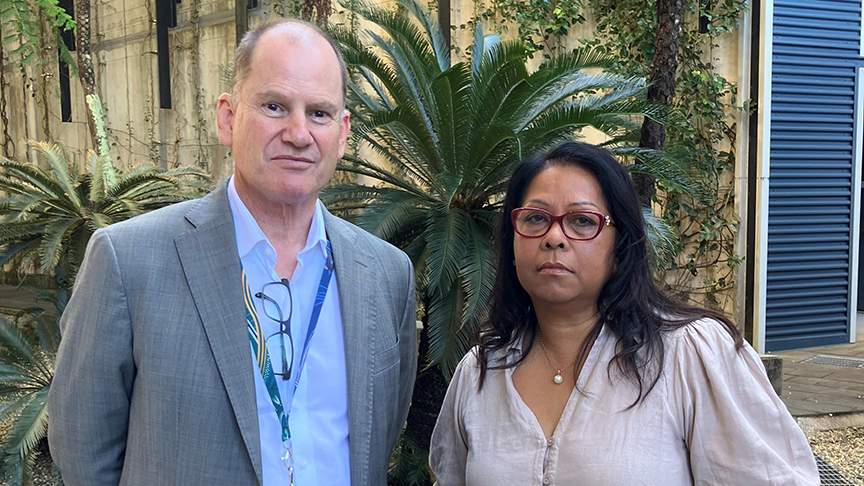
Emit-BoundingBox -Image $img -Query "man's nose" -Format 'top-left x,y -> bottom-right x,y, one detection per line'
281,112 -> 313,147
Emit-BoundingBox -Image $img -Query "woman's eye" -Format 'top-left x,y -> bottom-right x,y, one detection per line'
570,215 -> 597,226
525,213 -> 548,224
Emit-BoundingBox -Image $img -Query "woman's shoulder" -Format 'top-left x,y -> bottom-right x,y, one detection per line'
663,316 -> 744,364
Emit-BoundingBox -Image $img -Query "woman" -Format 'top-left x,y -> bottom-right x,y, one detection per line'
429,142 -> 818,485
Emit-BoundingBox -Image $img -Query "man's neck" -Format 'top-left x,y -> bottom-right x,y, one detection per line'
234,177 -> 317,278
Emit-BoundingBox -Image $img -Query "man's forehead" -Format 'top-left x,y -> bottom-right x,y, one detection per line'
254,24 -> 330,58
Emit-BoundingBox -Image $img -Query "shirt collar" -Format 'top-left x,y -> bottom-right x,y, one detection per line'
226,176 -> 329,263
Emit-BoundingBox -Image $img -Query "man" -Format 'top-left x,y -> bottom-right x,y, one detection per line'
48,20 -> 417,486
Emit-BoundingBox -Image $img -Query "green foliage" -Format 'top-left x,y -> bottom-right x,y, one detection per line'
327,0 -> 673,379
0,141 -> 211,280
388,433 -> 431,485
465,0 -> 586,54
0,286 -> 65,485
0,0 -> 77,76
590,0 -> 747,306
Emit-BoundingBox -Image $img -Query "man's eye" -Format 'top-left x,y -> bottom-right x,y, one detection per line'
311,110 -> 332,121
264,103 -> 282,112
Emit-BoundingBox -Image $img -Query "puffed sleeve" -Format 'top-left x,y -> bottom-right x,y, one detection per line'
670,318 -> 819,485
429,349 -> 478,486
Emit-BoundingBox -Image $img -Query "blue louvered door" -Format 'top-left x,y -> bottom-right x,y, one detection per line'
764,0 -> 861,351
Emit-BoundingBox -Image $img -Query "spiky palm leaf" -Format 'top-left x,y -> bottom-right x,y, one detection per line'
0,287 -> 65,485
0,141 -> 210,280
324,0 -> 685,378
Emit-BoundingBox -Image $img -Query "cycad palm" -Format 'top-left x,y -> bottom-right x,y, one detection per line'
0,142 -> 209,280
0,289 -> 65,485
325,0 -> 682,377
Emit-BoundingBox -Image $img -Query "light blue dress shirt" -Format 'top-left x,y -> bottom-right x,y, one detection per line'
227,177 -> 351,485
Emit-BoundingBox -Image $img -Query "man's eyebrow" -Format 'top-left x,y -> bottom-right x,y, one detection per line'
309,101 -> 341,113
253,90 -> 288,102
253,91 -> 340,113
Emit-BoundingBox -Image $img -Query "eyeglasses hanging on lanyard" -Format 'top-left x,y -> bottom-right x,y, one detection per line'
242,240 -> 335,486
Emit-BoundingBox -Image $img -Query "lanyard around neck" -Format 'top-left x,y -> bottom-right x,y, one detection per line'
242,239 -> 335,442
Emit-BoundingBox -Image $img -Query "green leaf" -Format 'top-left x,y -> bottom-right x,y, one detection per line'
425,205 -> 472,296
2,387 -> 49,482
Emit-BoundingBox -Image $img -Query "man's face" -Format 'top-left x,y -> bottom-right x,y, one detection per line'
217,25 -> 350,209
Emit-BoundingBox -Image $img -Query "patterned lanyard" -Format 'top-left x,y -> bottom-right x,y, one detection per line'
241,240 -> 334,446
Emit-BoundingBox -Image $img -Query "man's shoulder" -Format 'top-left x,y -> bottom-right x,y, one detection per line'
325,212 -> 407,260
102,186 -> 225,240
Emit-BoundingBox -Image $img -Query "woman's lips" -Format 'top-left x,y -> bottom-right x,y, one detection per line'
538,262 -> 572,275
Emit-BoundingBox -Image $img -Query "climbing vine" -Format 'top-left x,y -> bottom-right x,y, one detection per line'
590,0 -> 748,309
0,0 -> 75,160
450,0 -> 586,55
0,25 -> 13,159
0,0 -> 76,73
189,0 -> 209,170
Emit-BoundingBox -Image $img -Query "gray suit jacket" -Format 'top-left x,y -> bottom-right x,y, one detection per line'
48,182 -> 417,486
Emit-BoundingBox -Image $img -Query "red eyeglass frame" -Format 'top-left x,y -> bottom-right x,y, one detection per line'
511,207 -> 614,241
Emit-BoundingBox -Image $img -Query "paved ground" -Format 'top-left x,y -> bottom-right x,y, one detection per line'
771,319 -> 864,485
773,321 -> 864,417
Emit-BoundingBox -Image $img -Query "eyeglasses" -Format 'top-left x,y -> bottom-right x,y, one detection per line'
255,279 -> 294,381
511,207 -> 614,241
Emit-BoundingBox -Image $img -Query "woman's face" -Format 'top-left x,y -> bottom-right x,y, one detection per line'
513,164 -> 617,310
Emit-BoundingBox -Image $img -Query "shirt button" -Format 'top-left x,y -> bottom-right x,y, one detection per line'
292,400 -> 300,409
546,438 -> 554,446
542,475 -> 551,484
300,459 -> 308,468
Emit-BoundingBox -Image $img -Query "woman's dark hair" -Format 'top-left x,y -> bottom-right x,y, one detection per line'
474,141 -> 742,404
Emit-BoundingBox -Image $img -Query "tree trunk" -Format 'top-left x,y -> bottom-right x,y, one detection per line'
0,33 -> 14,159
302,0 -> 332,24
75,0 -> 109,156
38,9 -> 52,142
635,0 -> 684,207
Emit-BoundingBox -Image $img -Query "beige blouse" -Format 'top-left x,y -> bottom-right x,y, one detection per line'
429,318 -> 819,486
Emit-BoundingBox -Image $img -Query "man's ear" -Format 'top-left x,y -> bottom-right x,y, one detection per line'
216,93 -> 235,147
336,110 -> 350,159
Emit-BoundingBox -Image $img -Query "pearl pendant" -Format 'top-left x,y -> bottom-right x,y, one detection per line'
553,373 -> 564,384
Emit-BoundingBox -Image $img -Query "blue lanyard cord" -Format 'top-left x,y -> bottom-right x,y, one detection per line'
241,240 -> 335,443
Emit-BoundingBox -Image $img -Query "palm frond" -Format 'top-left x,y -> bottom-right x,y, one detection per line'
393,0 -> 450,71
643,207 -> 680,272
387,431 -> 432,485
354,189 -> 429,241
0,318 -> 45,382
36,218 -> 78,270
425,282 -> 468,377
0,162 -> 68,204
424,205 -> 472,296
2,387 -> 49,484
614,146 -> 706,201
459,220 -> 496,333
29,142 -> 82,210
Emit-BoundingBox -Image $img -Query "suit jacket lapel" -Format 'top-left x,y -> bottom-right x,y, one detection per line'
325,211 -> 374,486
174,183 -> 263,485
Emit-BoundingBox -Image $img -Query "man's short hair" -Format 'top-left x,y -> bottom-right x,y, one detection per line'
231,19 -> 348,106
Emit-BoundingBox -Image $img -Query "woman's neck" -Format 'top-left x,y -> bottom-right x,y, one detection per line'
533,304 -> 601,361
